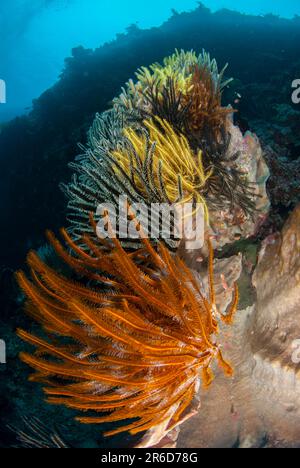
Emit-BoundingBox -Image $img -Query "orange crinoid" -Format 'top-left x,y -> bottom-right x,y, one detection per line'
16,218 -> 238,437
184,64 -> 234,144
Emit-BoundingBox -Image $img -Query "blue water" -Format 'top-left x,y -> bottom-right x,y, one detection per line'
0,0 -> 300,123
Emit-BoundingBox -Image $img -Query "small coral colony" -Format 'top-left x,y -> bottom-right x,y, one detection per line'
16,51 -> 269,442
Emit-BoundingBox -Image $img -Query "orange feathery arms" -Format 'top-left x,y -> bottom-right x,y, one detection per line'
184,64 -> 235,145
16,212 -> 238,437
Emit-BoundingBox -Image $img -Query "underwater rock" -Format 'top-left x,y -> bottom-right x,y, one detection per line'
136,388 -> 201,449
253,140 -> 300,241
184,253 -> 243,316
207,120 -> 270,251
264,145 -> 300,209
177,204 -> 300,448
252,204 -> 300,372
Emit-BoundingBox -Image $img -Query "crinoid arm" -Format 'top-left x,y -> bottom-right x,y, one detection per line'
17,216 -> 238,438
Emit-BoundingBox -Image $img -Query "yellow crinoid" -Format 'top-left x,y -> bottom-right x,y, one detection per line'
137,49 -> 212,95
110,117 -> 212,218
114,50 -> 196,110
114,49 -> 231,114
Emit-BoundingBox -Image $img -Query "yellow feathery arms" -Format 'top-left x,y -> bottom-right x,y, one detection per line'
111,117 -> 212,218
115,50 -> 197,110
135,63 -> 193,97
16,216 -> 238,438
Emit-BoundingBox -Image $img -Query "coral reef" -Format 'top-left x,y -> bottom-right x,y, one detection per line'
0,7 -> 300,447
62,50 -> 270,254
2,5 -> 300,449
14,47 -> 272,448
1,6 -> 299,269
264,144 -> 300,211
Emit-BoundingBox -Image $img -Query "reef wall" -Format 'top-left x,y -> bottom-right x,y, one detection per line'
0,4 -> 299,269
